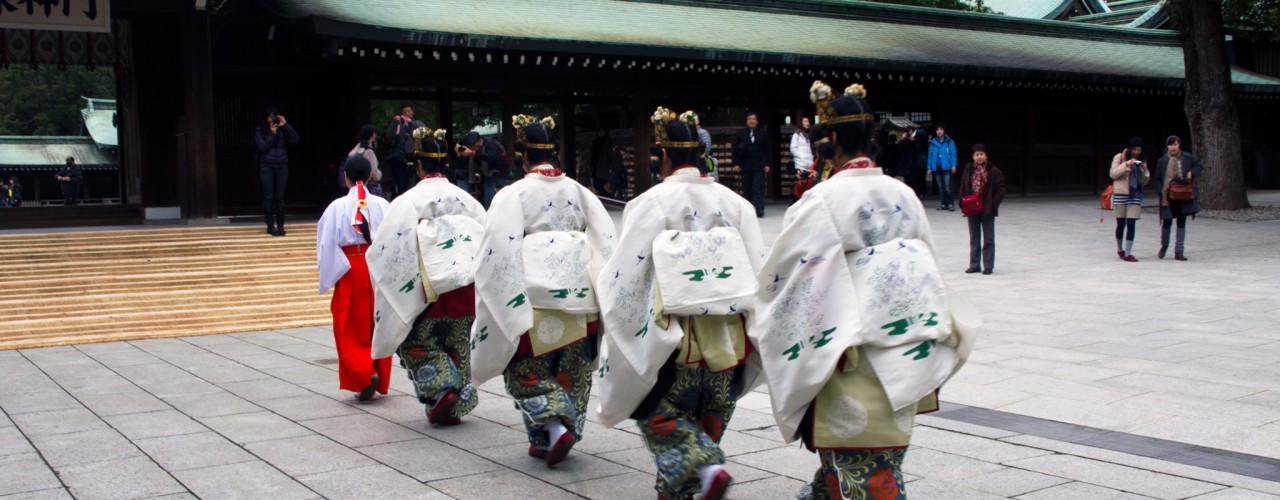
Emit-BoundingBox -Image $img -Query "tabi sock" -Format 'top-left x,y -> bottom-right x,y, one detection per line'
699,464 -> 725,493
548,420 -> 569,445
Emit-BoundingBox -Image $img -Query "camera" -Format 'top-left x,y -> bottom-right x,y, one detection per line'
272,115 -> 283,126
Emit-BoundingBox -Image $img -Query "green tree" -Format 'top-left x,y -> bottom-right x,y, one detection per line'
1167,0 -> 1280,210
0,67 -> 115,136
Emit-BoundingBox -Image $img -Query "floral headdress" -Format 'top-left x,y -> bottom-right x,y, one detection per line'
512,114 -> 556,149
413,127 -> 450,158
811,80 -> 872,126
651,106 -> 701,148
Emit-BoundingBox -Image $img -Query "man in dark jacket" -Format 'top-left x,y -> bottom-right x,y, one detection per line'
55,157 -> 84,206
588,128 -> 614,196
383,102 -> 416,198
958,144 -> 1006,275
457,131 -> 511,208
732,112 -> 771,217
255,107 -> 300,236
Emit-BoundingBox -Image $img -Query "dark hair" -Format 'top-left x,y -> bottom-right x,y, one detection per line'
344,155 -> 372,183
813,93 -> 876,160
462,131 -> 482,146
416,137 -> 448,174
516,122 -> 557,165
665,120 -> 702,167
358,124 -> 376,144
1125,136 -> 1146,160
972,144 -> 987,153
264,106 -> 277,118
936,123 -> 947,133
794,114 -> 810,134
65,157 -> 75,165
399,102 -> 414,112
1165,135 -> 1181,146
746,111 -> 759,120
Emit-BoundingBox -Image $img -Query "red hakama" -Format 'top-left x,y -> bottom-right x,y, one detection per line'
331,244 -> 392,394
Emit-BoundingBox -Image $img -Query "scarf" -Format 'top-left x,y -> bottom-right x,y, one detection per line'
1128,158 -> 1142,194
971,163 -> 989,195
1164,154 -> 1181,190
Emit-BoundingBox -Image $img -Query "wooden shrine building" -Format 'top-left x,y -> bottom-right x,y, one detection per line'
3,0 -> 1279,226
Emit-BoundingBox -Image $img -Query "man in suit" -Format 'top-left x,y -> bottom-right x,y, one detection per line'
732,112 -> 771,217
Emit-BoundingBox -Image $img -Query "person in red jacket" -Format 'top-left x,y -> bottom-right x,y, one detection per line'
959,144 -> 1006,275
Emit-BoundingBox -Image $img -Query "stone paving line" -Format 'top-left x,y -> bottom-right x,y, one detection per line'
2,194 -> 1280,499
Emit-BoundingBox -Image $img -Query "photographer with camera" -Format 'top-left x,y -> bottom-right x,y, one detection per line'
456,131 -> 511,208
1109,137 -> 1151,262
384,102 -> 418,198
255,107 -> 300,236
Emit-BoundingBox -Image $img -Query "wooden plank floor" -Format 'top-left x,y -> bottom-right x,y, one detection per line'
0,224 -> 330,350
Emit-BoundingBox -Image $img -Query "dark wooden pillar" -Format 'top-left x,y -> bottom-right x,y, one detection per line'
632,91 -> 653,192
1022,102 -> 1035,196
560,99 -> 576,178
182,6 -> 217,219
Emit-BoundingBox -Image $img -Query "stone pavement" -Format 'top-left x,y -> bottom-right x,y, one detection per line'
3,194 -> 1280,499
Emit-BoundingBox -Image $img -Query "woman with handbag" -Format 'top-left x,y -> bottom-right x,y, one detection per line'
1153,135 -> 1203,261
959,144 -> 1006,275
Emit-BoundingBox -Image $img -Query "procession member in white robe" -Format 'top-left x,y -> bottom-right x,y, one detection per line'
595,108 -> 765,500
367,127 -> 487,425
754,82 -> 977,500
317,156 -> 393,401
471,115 -> 616,467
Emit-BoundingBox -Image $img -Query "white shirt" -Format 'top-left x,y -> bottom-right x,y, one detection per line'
790,132 -> 814,171
316,185 -> 390,293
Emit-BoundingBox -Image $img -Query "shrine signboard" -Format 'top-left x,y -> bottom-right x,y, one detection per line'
0,0 -> 111,33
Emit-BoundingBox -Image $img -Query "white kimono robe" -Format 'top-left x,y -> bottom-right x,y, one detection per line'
470,168 -> 617,384
366,178 -> 486,359
753,166 -> 968,444
595,167 -> 767,428
317,185 -> 390,294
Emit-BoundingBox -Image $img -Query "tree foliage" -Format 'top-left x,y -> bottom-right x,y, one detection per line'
1220,0 -> 1280,35
0,67 -> 116,136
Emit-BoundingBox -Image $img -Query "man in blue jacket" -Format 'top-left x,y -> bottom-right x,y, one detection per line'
928,124 -> 957,211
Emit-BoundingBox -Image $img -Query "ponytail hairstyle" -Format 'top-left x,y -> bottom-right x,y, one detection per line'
513,114 -> 558,166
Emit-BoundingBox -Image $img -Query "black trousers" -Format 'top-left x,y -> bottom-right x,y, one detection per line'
740,168 -> 765,215
60,181 -> 81,205
260,167 -> 288,228
967,214 -> 995,271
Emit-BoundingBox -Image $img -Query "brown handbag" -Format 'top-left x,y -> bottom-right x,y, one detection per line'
1168,181 -> 1194,202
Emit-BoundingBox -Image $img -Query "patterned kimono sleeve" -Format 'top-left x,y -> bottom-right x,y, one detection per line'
316,202 -> 350,294
753,192 -> 863,442
470,187 -> 532,384
580,187 -> 617,261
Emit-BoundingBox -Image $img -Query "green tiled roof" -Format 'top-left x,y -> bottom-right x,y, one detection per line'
270,0 -> 1280,91
981,0 -> 1077,19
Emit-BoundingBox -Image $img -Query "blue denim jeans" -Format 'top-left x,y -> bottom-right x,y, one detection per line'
483,176 -> 512,208
936,170 -> 954,207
